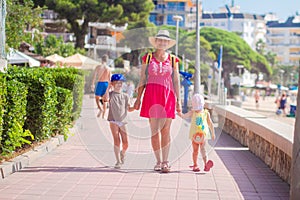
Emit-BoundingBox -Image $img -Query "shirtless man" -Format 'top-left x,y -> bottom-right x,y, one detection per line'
91,54 -> 111,118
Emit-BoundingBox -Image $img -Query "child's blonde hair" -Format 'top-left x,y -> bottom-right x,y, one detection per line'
192,93 -> 205,111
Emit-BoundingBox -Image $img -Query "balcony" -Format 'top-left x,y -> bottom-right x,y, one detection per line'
152,3 -> 188,15
267,33 -> 285,38
96,36 -> 116,46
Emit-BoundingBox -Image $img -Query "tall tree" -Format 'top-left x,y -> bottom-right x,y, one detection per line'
6,0 -> 42,49
36,0 -> 154,48
201,27 -> 272,92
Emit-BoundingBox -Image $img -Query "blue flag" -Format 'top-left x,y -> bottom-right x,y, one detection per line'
218,46 -> 223,69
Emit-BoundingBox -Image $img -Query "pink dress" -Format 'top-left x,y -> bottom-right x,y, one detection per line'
140,53 -> 179,119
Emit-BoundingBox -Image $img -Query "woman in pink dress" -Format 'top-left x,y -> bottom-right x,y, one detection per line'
134,30 -> 182,173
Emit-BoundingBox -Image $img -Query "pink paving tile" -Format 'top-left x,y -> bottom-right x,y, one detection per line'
131,194 -> 156,200
176,189 -> 198,199
0,95 -> 290,199
197,190 -> 220,199
88,187 -> 114,197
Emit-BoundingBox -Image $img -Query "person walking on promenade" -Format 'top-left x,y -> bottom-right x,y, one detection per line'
133,30 -> 182,173
108,74 -> 135,169
254,90 -> 260,109
178,94 -> 215,172
278,92 -> 288,115
91,54 -> 111,118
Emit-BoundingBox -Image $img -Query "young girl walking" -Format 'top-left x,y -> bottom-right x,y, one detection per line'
179,94 -> 215,172
108,74 -> 134,169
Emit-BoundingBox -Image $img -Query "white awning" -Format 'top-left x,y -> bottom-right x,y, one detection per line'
7,49 -> 40,67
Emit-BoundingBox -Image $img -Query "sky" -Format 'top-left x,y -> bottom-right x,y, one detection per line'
202,0 -> 299,20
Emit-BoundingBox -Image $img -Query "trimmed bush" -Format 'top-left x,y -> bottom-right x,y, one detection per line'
54,87 -> 73,138
7,66 -> 58,140
0,73 -> 7,150
1,80 -> 33,154
48,68 -> 85,121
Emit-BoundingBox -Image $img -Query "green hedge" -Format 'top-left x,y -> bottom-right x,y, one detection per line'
7,66 -> 58,140
49,68 -> 85,121
1,80 -> 33,154
0,66 -> 85,155
54,87 -> 73,138
0,73 -> 6,150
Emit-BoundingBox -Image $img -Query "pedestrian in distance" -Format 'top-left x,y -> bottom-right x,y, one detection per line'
178,94 -> 215,172
108,74 -> 135,169
91,54 -> 111,118
254,90 -> 260,110
276,92 -> 287,115
133,30 -> 182,173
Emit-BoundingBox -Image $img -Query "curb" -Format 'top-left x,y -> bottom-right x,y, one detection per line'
0,135 -> 65,180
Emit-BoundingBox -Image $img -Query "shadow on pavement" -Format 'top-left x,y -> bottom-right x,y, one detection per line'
214,129 -> 290,199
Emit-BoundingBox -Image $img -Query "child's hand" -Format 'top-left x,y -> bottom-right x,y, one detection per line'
211,133 -> 215,140
128,106 -> 135,112
177,112 -> 183,118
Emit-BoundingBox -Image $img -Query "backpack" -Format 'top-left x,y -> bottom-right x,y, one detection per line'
190,110 -> 211,144
144,52 -> 177,82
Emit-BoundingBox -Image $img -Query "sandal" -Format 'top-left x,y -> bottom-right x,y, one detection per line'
120,151 -> 125,164
114,162 -> 122,169
161,161 -> 170,173
154,162 -> 161,171
189,165 -> 200,172
204,160 -> 214,172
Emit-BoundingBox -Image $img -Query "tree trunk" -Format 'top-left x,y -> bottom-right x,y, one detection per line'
71,20 -> 89,49
290,63 -> 300,199
75,32 -> 85,49
222,69 -> 231,97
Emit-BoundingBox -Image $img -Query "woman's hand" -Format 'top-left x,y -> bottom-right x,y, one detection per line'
176,101 -> 182,114
134,99 -> 141,110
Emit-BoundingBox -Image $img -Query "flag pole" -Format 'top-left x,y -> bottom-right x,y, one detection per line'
217,45 -> 223,101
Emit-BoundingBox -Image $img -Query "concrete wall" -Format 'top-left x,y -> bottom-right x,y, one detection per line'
212,105 -> 293,184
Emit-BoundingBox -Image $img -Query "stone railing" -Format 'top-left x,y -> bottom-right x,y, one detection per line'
211,104 -> 293,184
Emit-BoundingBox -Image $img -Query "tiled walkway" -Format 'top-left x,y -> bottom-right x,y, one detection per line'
0,95 -> 290,199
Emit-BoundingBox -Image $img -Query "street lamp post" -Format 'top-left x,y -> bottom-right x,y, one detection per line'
194,0 -> 201,94
0,0 -> 7,72
172,15 -> 183,57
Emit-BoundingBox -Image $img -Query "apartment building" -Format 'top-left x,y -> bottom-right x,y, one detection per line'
200,6 -> 266,50
85,22 -> 130,61
41,10 -> 73,42
266,16 -> 300,65
149,0 -> 199,29
150,2 -> 265,50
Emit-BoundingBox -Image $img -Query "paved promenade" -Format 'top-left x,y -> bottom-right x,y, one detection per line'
241,95 -> 295,126
0,95 -> 290,199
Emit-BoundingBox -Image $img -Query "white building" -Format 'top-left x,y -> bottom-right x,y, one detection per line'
266,15 -> 300,65
201,8 -> 266,50
85,22 -> 130,61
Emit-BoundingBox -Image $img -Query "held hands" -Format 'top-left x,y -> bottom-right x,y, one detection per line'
177,112 -> 183,118
176,101 -> 182,115
133,99 -> 141,110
